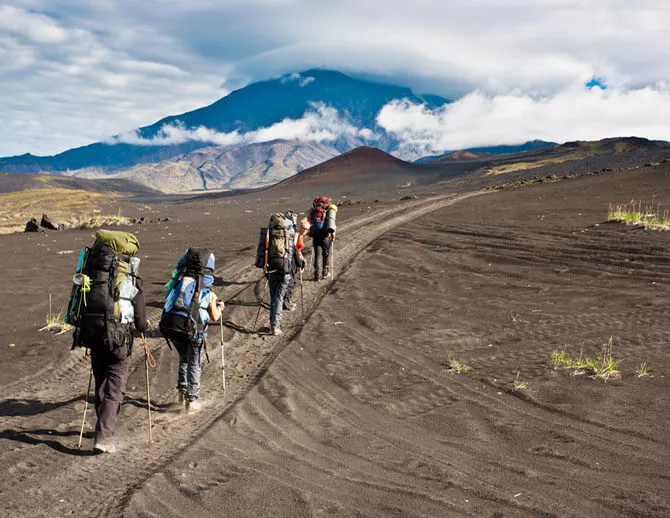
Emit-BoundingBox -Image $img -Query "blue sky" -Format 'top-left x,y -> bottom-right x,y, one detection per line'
1,0 -> 670,156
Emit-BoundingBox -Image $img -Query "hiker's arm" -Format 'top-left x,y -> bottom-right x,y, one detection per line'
209,292 -> 223,322
132,277 -> 150,333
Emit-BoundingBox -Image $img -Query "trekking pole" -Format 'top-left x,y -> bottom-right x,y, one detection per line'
219,317 -> 226,391
300,269 -> 305,322
77,369 -> 93,449
141,333 -> 154,443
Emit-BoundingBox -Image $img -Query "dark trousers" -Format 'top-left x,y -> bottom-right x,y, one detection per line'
313,237 -> 331,279
90,346 -> 130,445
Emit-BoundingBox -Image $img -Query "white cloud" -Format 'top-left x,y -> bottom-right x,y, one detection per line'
377,84 -> 670,155
110,103 -> 374,147
1,1 -> 670,156
0,5 -> 68,43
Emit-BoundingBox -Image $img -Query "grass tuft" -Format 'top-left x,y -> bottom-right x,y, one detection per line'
550,337 -> 621,381
78,214 -> 132,229
608,199 -> 670,231
513,371 -> 529,390
634,362 -> 651,378
444,358 -> 472,374
39,294 -> 71,334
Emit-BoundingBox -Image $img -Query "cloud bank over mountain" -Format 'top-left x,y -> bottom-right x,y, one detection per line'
1,1 -> 669,155
378,84 -> 670,156
109,104 -> 375,147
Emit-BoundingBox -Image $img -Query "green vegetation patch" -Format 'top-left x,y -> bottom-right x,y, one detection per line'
608,199 -> 669,231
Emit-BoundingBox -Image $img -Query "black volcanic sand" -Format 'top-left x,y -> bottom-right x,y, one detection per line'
0,166 -> 668,517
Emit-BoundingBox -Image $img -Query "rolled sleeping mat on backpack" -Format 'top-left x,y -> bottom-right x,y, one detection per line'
255,227 -> 267,268
325,204 -> 337,234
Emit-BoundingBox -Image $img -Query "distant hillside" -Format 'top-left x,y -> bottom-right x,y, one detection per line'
272,146 -> 432,190
0,172 -> 160,196
485,137 -> 670,176
417,140 -> 557,163
0,70 -> 449,176
77,140 -> 339,194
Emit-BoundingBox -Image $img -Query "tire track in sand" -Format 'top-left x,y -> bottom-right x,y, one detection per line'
0,191 -> 486,517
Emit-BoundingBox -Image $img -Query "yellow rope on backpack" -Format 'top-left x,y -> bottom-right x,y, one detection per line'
77,274 -> 92,314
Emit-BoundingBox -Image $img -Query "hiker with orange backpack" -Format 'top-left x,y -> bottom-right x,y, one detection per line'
308,197 -> 337,281
255,212 -> 304,335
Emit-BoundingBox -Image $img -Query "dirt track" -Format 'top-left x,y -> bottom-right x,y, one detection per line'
0,166 -> 668,517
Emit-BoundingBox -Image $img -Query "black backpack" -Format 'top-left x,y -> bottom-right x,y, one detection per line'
70,231 -> 140,352
159,248 -> 215,347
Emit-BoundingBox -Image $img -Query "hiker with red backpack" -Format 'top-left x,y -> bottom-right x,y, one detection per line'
309,196 -> 337,281
255,212 -> 304,335
67,230 -> 150,453
159,249 -> 223,412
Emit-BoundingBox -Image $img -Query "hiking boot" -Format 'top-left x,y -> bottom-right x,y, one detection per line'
283,303 -> 296,312
93,442 -> 117,454
272,327 -> 283,336
322,267 -> 330,279
178,388 -> 187,406
186,399 -> 202,413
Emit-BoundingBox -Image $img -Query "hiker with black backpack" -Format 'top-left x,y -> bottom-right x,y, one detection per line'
66,230 -> 150,453
159,249 -> 223,412
308,197 -> 337,281
255,212 -> 304,335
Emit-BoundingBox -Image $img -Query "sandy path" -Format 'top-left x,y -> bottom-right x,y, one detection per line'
0,190 -> 483,517
125,168 -> 670,517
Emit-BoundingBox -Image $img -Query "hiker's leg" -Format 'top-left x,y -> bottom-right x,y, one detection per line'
175,341 -> 188,392
313,243 -> 322,280
284,271 -> 295,308
94,356 -> 130,444
268,272 -> 282,329
273,274 -> 291,329
91,345 -> 106,420
186,342 -> 204,400
321,236 -> 331,277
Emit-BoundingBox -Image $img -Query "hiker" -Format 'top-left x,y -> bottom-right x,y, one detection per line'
308,197 -> 337,281
69,230 -> 149,453
255,213 -> 304,335
159,249 -> 222,412
283,211 -> 299,312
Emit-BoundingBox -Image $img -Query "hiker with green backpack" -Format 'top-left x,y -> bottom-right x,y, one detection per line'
255,212 -> 304,335
66,230 -> 150,453
159,249 -> 222,412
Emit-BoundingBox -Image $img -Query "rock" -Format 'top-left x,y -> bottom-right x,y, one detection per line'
40,213 -> 62,230
24,218 -> 44,232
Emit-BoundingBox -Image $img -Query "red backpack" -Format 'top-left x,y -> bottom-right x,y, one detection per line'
310,197 -> 331,231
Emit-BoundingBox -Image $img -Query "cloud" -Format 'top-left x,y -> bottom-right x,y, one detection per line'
1,1 -> 670,156
110,103 -> 374,147
377,84 -> 670,155
280,72 -> 315,87
0,5 -> 68,43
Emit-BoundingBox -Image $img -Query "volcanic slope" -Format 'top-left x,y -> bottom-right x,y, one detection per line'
128,165 -> 669,517
271,146 -> 460,193
0,164 -> 667,516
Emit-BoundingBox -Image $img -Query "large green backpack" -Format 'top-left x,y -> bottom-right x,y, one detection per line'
262,214 -> 293,274
67,230 -> 141,350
